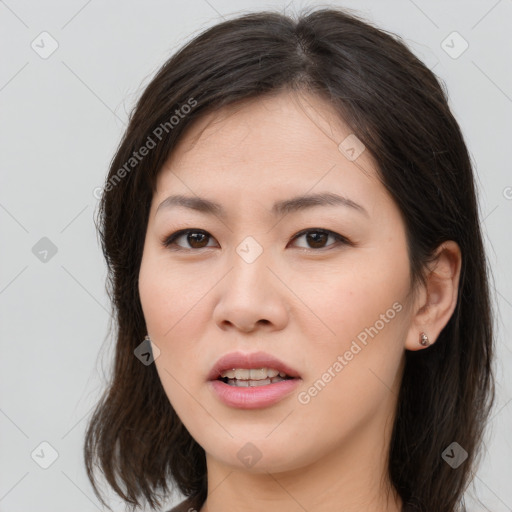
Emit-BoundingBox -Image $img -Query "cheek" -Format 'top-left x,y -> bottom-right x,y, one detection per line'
292,253 -> 409,345
291,255 -> 410,414
139,249 -> 206,332
138,252 -> 213,399
293,270 -> 408,439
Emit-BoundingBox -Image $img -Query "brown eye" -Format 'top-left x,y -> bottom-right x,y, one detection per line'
305,231 -> 328,248
162,229 -> 217,250
186,232 -> 210,248
291,229 -> 349,250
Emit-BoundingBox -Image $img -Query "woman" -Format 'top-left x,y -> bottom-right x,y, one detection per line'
84,6 -> 495,512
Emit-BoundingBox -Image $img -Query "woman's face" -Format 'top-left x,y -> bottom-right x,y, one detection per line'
139,91 -> 417,475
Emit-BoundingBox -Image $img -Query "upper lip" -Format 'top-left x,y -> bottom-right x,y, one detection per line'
208,351 -> 301,381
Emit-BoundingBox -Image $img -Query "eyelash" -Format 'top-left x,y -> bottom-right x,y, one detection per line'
160,228 -> 352,252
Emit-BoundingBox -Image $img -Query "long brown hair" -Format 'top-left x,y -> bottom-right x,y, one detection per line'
84,6 -> 495,512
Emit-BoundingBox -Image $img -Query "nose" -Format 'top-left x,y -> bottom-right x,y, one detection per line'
212,245 -> 289,334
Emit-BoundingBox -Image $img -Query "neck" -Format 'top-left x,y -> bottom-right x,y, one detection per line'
199,412 -> 403,512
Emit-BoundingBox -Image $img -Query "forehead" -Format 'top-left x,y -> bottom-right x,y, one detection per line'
154,91 -> 382,210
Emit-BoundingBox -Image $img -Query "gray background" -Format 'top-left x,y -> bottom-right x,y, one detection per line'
0,0 -> 511,511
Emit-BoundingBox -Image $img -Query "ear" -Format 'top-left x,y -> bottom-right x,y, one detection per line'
405,240 -> 462,351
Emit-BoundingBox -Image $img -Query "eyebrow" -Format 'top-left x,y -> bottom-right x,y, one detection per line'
156,192 -> 369,218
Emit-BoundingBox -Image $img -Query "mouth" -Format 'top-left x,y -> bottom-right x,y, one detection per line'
208,351 -> 301,409
208,351 -> 301,386
217,367 -> 297,387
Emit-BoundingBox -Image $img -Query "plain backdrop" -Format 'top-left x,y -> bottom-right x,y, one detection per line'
0,1 -> 511,511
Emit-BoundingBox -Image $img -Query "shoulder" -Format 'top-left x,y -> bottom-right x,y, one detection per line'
166,495 -> 203,512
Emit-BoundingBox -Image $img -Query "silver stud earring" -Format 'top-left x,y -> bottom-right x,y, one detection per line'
419,332 -> 430,346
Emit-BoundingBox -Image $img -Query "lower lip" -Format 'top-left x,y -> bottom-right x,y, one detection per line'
209,378 -> 301,409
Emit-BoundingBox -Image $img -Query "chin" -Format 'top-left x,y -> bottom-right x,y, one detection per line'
203,435 -> 308,474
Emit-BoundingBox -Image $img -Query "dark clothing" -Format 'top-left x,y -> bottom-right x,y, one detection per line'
167,496 -> 419,511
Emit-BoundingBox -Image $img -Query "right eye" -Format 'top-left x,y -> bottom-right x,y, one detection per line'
161,229 -> 218,251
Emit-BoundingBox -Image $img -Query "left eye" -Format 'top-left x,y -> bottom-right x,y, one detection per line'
161,228 -> 350,251
291,229 -> 349,250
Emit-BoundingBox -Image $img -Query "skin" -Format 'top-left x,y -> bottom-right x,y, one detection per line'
138,90 -> 461,512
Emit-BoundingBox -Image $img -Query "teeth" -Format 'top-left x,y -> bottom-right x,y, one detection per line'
224,376 -> 286,387
220,367 -> 286,380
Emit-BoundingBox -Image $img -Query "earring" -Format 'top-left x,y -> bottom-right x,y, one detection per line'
144,334 -> 150,342
419,332 -> 430,346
